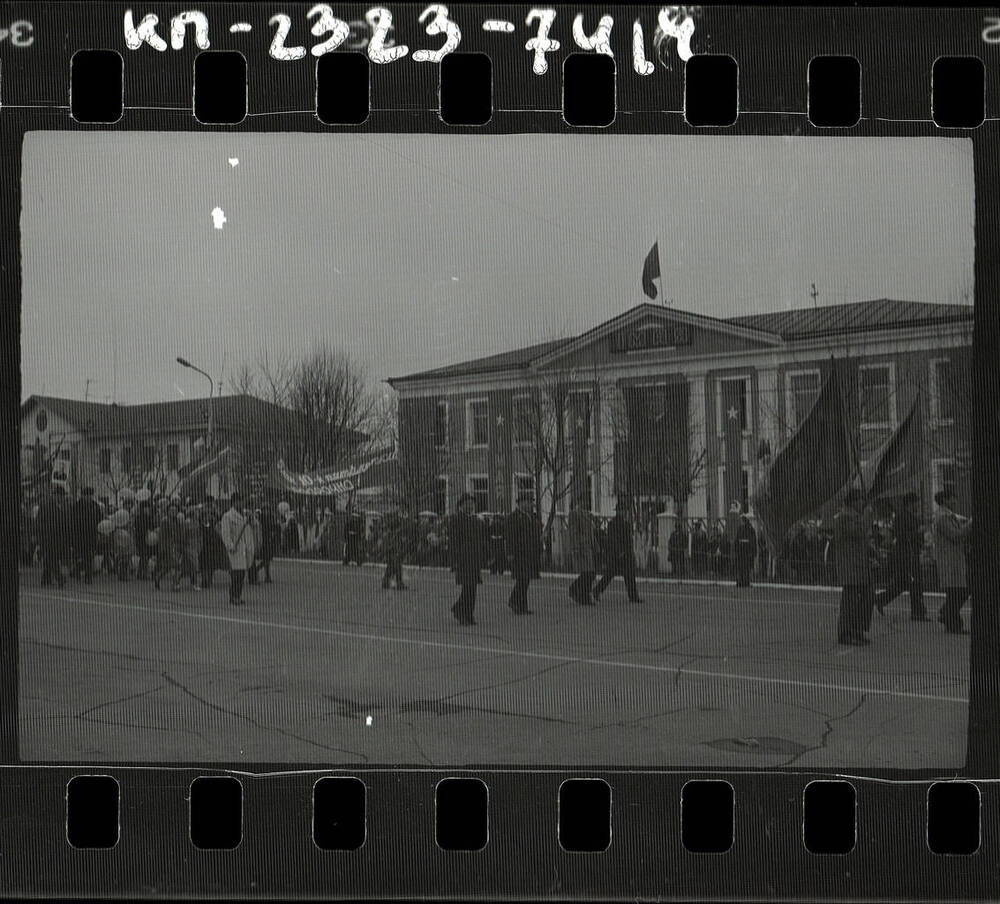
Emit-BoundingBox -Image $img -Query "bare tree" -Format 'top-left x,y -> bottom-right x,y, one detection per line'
233,343 -> 377,473
511,370 -> 573,547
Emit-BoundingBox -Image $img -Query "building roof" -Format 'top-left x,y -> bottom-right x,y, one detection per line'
728,298 -> 973,339
390,299 -> 973,383
21,393 -> 332,438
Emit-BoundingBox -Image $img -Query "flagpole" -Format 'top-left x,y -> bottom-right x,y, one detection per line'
658,236 -> 665,305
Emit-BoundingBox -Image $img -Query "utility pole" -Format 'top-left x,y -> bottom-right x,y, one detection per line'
84,378 -> 92,402
810,283 -> 819,308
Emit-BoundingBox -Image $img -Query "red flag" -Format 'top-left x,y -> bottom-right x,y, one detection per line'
720,378 -> 745,512
753,362 -> 854,549
841,398 -> 922,500
641,242 -> 660,300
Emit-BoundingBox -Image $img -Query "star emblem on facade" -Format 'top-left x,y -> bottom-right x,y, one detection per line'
727,406 -> 739,421
496,414 -> 504,426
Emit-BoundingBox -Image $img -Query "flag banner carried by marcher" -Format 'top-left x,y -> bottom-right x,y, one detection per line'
840,397 -> 923,501
266,450 -> 399,497
641,241 -> 660,300
174,445 -> 234,497
752,363 -> 854,551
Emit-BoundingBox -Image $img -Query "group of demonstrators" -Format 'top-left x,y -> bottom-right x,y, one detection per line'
832,488 -> 973,645
23,485 -> 281,606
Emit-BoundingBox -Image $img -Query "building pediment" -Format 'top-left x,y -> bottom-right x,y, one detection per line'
531,304 -> 782,372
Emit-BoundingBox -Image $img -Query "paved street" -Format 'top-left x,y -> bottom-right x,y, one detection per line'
19,561 -> 969,768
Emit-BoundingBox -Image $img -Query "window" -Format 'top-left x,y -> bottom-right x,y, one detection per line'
467,475 -> 490,513
566,391 -> 594,444
930,358 -> 956,423
562,471 -> 594,512
512,473 -> 536,509
466,399 -> 489,448
718,377 -> 751,435
99,448 -> 112,475
858,363 -> 895,428
513,395 -> 533,445
433,476 -> 448,515
932,459 -> 957,501
121,446 -> 134,474
142,445 -> 157,472
166,443 -> 180,472
433,400 -> 449,449
786,370 -> 821,431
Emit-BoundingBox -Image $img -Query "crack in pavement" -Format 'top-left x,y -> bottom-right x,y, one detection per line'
161,671 -> 370,762
779,693 -> 871,767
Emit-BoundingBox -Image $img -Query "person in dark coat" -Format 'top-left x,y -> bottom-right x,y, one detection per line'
932,488 -> 973,634
567,494 -> 599,605
37,486 -> 69,587
734,515 -> 758,588
133,499 -> 155,581
381,507 -> 415,590
198,498 -> 227,589
667,522 -> 688,578
258,503 -> 279,583
449,493 -> 484,625
832,488 -> 875,646
874,493 -> 927,620
343,506 -> 366,566
724,501 -> 743,575
70,487 -> 102,584
593,498 -> 642,603
505,491 -> 543,615
690,520 -> 709,574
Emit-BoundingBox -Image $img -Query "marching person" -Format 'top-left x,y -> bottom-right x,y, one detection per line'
505,490 -> 543,615
70,487 -> 102,585
258,502 -> 279,583
37,486 -> 69,587
219,492 -> 253,607
567,493 -> 599,606
153,502 -> 183,591
133,496 -> 156,581
179,506 -> 203,591
343,505 -> 366,566
593,498 -> 643,604
734,514 -> 758,588
932,489 -> 973,634
875,492 -> 927,620
724,500 -> 743,576
449,493 -> 484,625
381,506 -> 415,591
833,488 -> 875,646
247,507 -> 265,585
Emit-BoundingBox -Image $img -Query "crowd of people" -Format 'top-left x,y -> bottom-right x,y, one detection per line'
22,485 -> 282,605
21,480 -> 974,641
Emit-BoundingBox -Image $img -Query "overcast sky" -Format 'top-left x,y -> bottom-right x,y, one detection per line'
20,133 -> 973,404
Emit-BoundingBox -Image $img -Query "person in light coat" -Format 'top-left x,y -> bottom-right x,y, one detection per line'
220,492 -> 254,606
932,489 -> 973,634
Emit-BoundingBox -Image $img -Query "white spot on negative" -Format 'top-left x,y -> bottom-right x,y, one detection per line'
365,715 -> 373,726
228,157 -> 239,167
229,22 -> 252,33
211,207 -> 227,230
482,19 -> 515,33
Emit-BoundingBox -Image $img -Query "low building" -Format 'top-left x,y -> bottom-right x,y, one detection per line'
388,299 -> 972,535
19,393 -> 362,508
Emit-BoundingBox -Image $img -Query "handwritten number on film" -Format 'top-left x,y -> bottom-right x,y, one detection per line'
123,6 -> 698,72
0,19 -> 34,47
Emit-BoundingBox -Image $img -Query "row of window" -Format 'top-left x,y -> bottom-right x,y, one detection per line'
98,443 -> 182,475
431,358 -> 957,452
433,394 -> 594,450
430,472 -> 598,516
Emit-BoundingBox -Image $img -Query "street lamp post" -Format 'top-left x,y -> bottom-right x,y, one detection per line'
176,356 -> 215,449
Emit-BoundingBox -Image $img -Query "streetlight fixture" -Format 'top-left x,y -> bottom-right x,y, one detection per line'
176,356 -> 215,449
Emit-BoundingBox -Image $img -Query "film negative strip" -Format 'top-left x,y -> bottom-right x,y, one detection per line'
2,2 -> 999,899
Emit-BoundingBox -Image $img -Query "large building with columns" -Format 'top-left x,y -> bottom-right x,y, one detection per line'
388,299 -> 972,528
